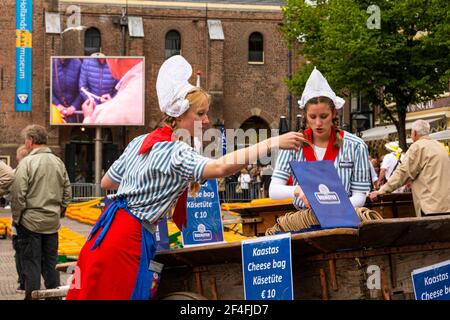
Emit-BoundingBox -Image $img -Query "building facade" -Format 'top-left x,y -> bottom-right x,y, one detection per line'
0,0 -> 299,182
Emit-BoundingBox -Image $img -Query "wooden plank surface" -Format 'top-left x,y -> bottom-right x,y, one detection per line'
31,286 -> 69,300
359,215 -> 450,248
156,228 -> 359,267
290,228 -> 359,256
365,193 -> 414,219
229,202 -> 296,215
156,241 -> 243,267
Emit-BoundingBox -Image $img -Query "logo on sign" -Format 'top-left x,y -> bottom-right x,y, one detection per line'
17,94 -> 28,104
193,223 -> 212,241
314,184 -> 340,204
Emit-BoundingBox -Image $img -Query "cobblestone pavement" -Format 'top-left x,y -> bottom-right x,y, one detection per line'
0,210 -> 92,300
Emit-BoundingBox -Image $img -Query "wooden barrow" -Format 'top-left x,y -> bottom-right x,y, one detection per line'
154,215 -> 450,300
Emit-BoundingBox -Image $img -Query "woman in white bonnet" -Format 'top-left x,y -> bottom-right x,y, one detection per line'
269,67 -> 371,230
66,55 -> 305,300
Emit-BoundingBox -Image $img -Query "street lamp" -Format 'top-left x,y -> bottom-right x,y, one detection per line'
279,116 -> 289,134
352,114 -> 369,137
295,114 -> 303,132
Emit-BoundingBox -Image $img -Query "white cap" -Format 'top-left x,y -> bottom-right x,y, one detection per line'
156,55 -> 196,117
298,67 -> 345,109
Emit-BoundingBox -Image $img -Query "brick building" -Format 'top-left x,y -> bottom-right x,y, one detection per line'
0,0 -> 299,182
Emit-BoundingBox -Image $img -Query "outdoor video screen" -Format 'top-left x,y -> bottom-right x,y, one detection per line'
50,56 -> 145,126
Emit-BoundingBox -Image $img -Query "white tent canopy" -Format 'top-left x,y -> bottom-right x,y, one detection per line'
360,117 -> 445,141
429,129 -> 450,141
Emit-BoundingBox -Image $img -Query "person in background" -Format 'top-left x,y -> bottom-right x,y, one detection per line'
218,177 -> 226,202
369,120 -> 450,217
52,58 -> 83,123
15,145 -> 29,165
249,165 -> 261,199
11,125 -> 72,300
238,168 -> 251,201
368,155 -> 379,191
0,158 -> 14,208
261,164 -> 273,198
0,160 -> 14,200
66,55 -> 304,300
79,58 -> 118,106
270,67 -> 371,212
10,145 -> 30,292
371,157 -> 380,177
376,142 -> 402,190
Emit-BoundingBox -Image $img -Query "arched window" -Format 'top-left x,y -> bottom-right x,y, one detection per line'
84,27 -> 101,56
165,30 -> 181,59
248,32 -> 264,63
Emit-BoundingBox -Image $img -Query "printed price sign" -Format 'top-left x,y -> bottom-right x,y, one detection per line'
412,260 -> 450,300
241,233 -> 293,300
182,179 -> 224,247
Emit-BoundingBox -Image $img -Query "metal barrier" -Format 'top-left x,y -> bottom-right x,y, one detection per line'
71,183 -> 96,201
221,181 -> 262,203
71,181 -> 261,203
71,183 -> 116,201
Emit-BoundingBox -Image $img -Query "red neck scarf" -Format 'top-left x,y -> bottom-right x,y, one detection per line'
138,126 -> 188,231
302,127 -> 344,162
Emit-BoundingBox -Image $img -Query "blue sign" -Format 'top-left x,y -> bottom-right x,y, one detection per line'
219,124 -> 227,156
182,179 -> 224,246
15,0 -> 33,112
289,160 -> 360,229
412,260 -> 450,300
242,233 -> 293,300
155,218 -> 170,251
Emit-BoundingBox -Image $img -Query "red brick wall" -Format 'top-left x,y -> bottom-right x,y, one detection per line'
0,1 -> 292,164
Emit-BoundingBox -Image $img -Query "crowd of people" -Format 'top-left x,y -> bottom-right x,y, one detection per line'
368,143 -> 411,193
218,164 -> 274,202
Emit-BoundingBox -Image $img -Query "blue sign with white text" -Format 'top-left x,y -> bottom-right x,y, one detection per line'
182,179 -> 224,246
289,160 -> 360,229
412,260 -> 450,300
15,0 -> 33,112
155,218 -> 170,251
242,233 -> 293,300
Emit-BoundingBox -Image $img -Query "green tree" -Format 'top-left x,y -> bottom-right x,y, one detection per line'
283,0 -> 450,150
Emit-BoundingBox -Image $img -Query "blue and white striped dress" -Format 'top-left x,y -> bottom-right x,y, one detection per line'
272,131 -> 371,209
106,134 -> 210,224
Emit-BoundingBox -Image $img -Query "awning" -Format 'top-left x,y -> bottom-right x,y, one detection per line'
360,116 -> 445,141
429,129 -> 450,141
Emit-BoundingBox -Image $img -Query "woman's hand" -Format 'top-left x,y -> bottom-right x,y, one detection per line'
294,185 -> 310,208
66,106 -> 76,116
270,132 -> 306,150
100,93 -> 112,103
82,98 -> 96,117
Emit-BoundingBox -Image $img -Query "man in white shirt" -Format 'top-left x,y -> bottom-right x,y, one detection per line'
376,142 -> 401,189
